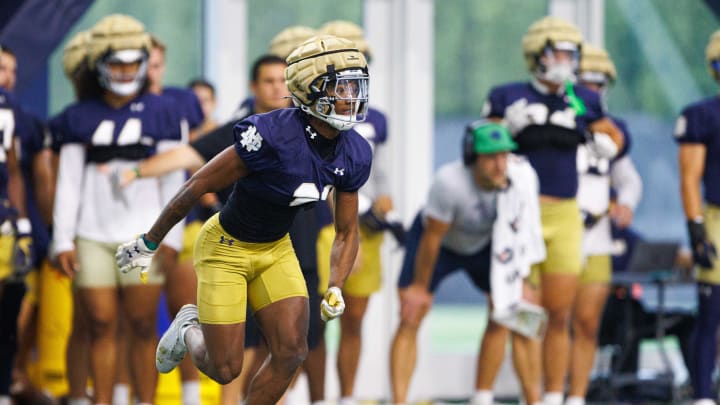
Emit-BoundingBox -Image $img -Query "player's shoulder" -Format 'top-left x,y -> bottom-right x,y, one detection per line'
681,95 -> 720,116
574,84 -> 602,104
235,108 -> 302,150
342,126 -> 373,164
162,86 -> 195,100
434,160 -> 466,182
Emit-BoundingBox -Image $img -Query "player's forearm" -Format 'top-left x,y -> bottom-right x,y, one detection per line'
7,167 -> 26,218
329,226 -> 359,289
145,178 -> 203,244
610,156 -> 642,211
33,149 -> 56,225
412,239 -> 441,288
680,175 -> 704,220
137,145 -> 204,179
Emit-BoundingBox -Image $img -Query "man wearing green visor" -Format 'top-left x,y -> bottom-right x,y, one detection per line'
390,120 -> 547,405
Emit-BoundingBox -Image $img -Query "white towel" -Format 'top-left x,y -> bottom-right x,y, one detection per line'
489,157 -> 547,338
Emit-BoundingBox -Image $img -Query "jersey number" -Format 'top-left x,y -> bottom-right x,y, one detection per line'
91,118 -> 142,146
523,103 -> 577,129
0,108 -> 15,163
290,183 -> 332,206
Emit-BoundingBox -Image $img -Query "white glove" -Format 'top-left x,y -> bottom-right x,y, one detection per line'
320,286 -> 346,322
504,98 -> 531,136
116,234 -> 157,282
587,132 -> 619,159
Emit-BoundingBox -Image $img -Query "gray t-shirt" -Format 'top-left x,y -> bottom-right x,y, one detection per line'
423,161 -> 498,255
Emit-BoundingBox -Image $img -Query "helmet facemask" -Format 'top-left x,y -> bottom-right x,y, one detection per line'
301,68 -> 369,131
536,41 -> 579,85
96,48 -> 148,96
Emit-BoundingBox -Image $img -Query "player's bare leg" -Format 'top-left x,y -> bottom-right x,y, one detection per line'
541,272 -> 579,396
305,338 -> 327,402
77,287 -> 119,404
510,284 -> 542,404
245,296 -> 309,405
114,312 -> 131,405
390,288 -> 432,404
220,346 -> 258,405
338,294 -> 369,398
122,284 -> 163,403
568,282 -> 609,401
67,290 -> 90,402
162,245 -> 200,402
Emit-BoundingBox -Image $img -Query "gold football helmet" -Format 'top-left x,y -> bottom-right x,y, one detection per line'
285,35 -> 369,131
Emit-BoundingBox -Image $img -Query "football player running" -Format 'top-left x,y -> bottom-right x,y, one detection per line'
674,29 -> 720,405
567,43 -> 641,405
51,15 -> 186,405
116,35 -> 372,405
481,16 -> 623,405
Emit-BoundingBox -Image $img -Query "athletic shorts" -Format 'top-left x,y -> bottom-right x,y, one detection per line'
194,214 -> 308,325
75,238 -> 163,288
397,214 -> 491,293
580,254 -> 611,285
530,198 -> 583,278
317,223 -> 384,297
0,234 -> 14,281
245,266 -> 322,350
698,204 -> 720,285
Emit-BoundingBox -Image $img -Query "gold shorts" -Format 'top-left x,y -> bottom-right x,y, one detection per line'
194,214 -> 308,325
0,234 -> 14,281
178,220 -> 203,264
75,238 -> 163,288
698,204 -> 720,284
579,254 -> 611,285
317,224 -> 384,297
530,198 -> 583,283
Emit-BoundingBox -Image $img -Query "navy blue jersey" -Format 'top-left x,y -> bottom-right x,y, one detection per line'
674,96 -> 720,205
317,106 -> 388,228
16,109 -> 51,264
0,88 -> 18,200
485,81 -> 605,198
220,108 -> 372,242
163,86 -> 204,131
52,92 -> 182,160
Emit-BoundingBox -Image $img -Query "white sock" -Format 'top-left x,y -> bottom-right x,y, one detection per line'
339,397 -> 355,405
182,380 -> 201,405
0,395 -> 10,405
311,401 -> 326,405
470,389 -> 494,405
693,400 -> 716,405
68,398 -> 90,405
564,396 -> 585,405
543,392 -> 564,405
112,383 -> 130,405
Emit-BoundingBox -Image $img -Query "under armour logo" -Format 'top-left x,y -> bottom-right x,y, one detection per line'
219,235 -> 235,246
306,125 -> 317,139
334,168 -> 345,176
130,102 -> 144,112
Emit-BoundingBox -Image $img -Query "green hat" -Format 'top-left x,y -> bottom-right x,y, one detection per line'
470,121 -> 517,154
